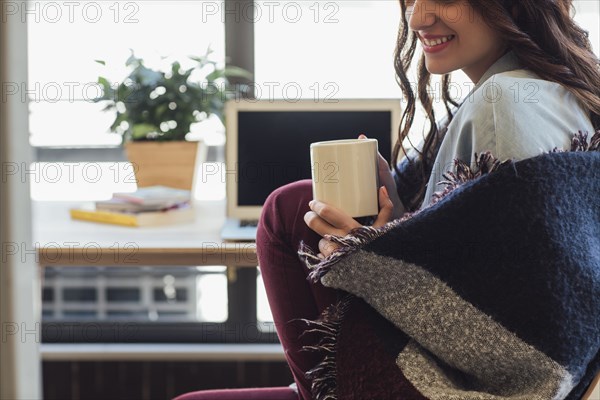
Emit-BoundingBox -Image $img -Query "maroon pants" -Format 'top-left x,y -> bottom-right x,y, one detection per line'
174,387 -> 298,400
174,180 -> 335,400
256,180 -> 339,400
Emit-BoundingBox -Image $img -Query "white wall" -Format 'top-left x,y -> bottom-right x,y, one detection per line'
0,0 -> 42,398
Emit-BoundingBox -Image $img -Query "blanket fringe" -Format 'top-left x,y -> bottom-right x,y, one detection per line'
299,220 -> 402,283
300,295 -> 352,400
552,129 -> 600,152
432,150 -> 512,204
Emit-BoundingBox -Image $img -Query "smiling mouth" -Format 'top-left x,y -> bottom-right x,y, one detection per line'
422,35 -> 455,47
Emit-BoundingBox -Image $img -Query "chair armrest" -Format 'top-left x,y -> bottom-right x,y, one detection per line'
582,371 -> 600,400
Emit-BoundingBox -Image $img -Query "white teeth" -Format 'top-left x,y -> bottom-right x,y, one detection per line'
423,35 -> 453,47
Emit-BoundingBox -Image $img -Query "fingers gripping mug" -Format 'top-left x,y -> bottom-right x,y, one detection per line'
310,138 -> 379,218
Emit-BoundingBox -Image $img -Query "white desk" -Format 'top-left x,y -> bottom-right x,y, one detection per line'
32,200 -> 257,267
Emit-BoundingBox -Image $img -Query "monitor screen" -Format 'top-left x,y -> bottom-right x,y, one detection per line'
237,110 -> 394,207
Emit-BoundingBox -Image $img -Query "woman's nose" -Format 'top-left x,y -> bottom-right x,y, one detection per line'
407,0 -> 437,31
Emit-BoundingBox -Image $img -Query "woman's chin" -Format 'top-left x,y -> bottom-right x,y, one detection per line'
424,60 -> 458,76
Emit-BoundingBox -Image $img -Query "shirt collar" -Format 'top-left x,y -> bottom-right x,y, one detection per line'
446,51 -> 521,120
470,50 -> 522,94
438,51 -> 522,125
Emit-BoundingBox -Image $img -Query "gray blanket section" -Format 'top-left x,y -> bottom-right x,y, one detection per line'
398,341 -> 572,400
321,250 -> 574,399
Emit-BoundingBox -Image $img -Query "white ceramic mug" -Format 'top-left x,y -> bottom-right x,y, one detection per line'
310,138 -> 379,218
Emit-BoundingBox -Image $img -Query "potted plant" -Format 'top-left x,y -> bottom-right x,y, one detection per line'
95,48 -> 251,190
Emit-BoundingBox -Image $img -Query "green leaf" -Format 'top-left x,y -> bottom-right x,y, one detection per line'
94,59 -> 106,66
125,50 -> 142,68
223,66 -> 253,79
98,76 -> 111,90
206,66 -> 252,83
137,66 -> 162,86
188,55 -> 207,64
155,103 -> 169,120
131,123 -> 158,140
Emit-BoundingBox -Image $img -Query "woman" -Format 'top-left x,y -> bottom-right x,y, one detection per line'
175,1 -> 599,399
257,0 -> 599,399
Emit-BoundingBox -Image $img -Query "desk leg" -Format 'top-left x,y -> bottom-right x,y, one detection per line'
227,266 -> 237,283
227,266 -> 258,335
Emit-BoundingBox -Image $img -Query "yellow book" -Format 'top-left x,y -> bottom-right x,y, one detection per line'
69,204 -> 195,227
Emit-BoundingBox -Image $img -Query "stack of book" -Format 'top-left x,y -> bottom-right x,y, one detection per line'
70,186 -> 195,227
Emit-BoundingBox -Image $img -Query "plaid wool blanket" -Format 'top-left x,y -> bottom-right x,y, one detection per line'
300,132 -> 600,400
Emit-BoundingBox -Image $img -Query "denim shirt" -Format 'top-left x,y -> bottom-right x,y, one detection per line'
416,51 -> 595,209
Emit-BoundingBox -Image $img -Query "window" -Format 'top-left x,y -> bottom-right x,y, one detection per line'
255,1 -> 401,100
27,1 -> 236,343
574,1 -> 600,55
27,1 -> 225,147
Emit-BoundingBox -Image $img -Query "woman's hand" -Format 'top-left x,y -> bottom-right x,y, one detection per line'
304,185 -> 395,258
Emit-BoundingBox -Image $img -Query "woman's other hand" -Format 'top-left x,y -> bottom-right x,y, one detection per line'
304,186 -> 395,258
359,134 -> 405,219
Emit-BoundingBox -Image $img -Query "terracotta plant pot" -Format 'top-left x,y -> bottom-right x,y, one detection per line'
124,140 -> 204,191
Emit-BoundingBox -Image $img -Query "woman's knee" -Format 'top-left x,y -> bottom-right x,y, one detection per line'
257,179 -> 315,264
265,179 -> 313,211
258,179 -> 313,237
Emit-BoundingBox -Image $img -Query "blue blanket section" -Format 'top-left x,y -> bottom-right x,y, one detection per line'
364,151 -> 600,398
304,149 -> 599,399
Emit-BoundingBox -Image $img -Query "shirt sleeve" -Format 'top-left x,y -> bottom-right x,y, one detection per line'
420,70 -> 593,209
461,72 -> 589,165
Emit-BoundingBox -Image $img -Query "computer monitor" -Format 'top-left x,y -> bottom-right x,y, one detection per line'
225,99 -> 402,221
